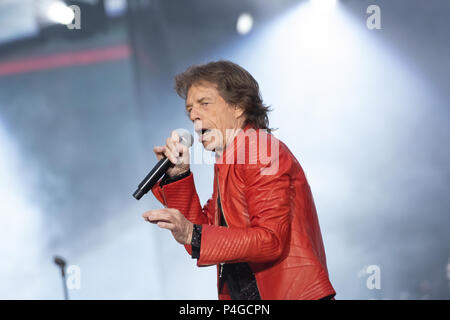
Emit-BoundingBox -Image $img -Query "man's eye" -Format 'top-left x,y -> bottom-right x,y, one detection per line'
201,102 -> 208,106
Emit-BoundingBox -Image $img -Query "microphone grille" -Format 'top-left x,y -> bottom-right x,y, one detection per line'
175,128 -> 193,147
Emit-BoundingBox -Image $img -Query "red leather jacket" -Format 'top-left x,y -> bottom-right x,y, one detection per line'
152,126 -> 335,300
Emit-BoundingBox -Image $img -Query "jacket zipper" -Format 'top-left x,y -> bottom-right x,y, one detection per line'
216,170 -> 229,227
216,168 -> 227,280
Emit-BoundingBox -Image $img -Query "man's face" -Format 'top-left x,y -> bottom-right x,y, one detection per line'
185,82 -> 244,152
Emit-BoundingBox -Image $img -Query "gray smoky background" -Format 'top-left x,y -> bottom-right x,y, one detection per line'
0,0 -> 448,299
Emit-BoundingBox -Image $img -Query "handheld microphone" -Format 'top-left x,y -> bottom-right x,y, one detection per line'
133,128 -> 193,200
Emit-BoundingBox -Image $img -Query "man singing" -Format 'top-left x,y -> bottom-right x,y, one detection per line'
142,61 -> 336,300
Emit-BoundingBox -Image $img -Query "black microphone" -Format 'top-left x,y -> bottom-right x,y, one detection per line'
133,129 -> 193,200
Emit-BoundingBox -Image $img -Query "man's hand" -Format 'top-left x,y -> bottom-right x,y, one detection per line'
153,130 -> 190,177
142,208 -> 194,245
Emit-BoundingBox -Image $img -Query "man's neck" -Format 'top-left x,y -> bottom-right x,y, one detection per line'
214,124 -> 247,158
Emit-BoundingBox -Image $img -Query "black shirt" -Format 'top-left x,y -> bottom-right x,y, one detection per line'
206,193 -> 261,300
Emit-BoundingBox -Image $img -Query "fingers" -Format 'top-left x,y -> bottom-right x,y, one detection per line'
165,137 -> 180,165
142,208 -> 192,245
153,146 -> 165,160
142,208 -> 180,223
154,131 -> 188,165
156,221 -> 175,230
171,130 -> 180,143
172,131 -> 190,156
177,143 -> 188,155
142,209 -> 170,223
143,209 -> 176,231
154,145 -> 177,163
153,143 -> 178,164
167,130 -> 184,164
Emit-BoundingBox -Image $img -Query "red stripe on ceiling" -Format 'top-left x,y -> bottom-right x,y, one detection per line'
0,44 -> 131,77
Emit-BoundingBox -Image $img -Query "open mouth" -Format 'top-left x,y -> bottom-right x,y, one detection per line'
197,128 -> 213,143
198,128 -> 214,136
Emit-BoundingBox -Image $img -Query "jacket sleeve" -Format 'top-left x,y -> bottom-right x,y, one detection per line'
151,172 -> 214,255
197,152 -> 292,266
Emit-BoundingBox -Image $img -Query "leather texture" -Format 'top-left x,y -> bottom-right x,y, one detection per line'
152,126 -> 336,300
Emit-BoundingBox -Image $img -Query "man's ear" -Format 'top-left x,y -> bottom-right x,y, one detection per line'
234,105 -> 245,119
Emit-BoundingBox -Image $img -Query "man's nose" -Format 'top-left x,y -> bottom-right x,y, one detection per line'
189,106 -> 200,121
